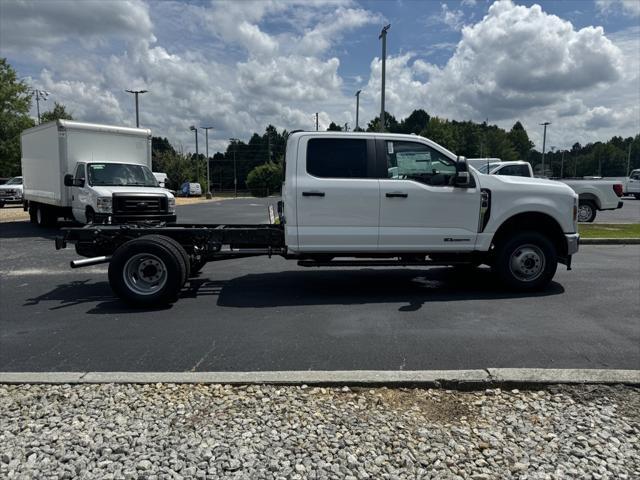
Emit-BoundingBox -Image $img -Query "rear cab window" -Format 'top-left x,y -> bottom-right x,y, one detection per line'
306,138 -> 370,178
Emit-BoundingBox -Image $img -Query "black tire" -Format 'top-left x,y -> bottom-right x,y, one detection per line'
108,236 -> 186,307
634,194 -> 640,200
493,231 -> 557,291
29,204 -> 37,223
577,200 -> 597,223
85,208 -> 95,224
143,234 -> 191,282
0,200 -> 5,208
35,204 -> 56,227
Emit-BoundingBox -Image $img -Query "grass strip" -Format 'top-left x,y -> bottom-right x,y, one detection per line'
579,223 -> 640,239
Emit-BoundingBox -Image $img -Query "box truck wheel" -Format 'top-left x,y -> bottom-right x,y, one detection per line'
108,236 -> 187,307
493,231 -> 557,291
35,204 -> 56,227
141,235 -> 190,284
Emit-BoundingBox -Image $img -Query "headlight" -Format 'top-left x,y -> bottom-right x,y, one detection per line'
96,197 -> 112,213
168,196 -> 176,213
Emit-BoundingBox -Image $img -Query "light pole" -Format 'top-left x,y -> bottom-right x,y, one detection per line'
540,122 -> 551,176
32,89 -> 50,124
230,138 -> 239,198
190,126 -> 199,190
125,90 -> 148,127
379,24 -> 390,133
355,90 -> 361,131
202,126 -> 213,198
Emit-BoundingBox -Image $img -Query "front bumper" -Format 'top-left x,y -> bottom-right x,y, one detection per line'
0,195 -> 23,203
94,213 -> 177,224
565,233 -> 580,256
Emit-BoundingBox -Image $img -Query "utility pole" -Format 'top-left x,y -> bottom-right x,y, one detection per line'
560,150 -> 565,179
540,122 -> 551,177
626,143 -> 632,176
202,126 -> 213,198
230,138 -> 239,198
355,90 -> 361,131
379,24 -> 391,133
32,89 -> 50,124
190,126 -> 199,187
315,113 -> 319,131
125,89 -> 148,127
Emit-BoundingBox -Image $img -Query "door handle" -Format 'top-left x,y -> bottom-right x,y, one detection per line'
385,192 -> 408,198
302,191 -> 325,197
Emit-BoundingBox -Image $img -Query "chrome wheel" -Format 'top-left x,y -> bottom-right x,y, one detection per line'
123,253 -> 168,296
577,204 -> 593,222
509,244 -> 545,282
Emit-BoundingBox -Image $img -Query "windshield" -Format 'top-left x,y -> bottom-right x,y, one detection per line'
477,163 -> 501,174
5,177 -> 22,185
87,163 -> 158,187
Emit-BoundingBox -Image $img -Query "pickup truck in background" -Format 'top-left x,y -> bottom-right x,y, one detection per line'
626,169 -> 640,199
21,120 -> 176,227
57,132 -> 580,306
0,176 -> 24,207
471,159 -> 624,222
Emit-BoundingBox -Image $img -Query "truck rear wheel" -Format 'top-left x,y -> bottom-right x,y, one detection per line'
142,234 -> 190,282
577,200 -> 597,223
35,204 -> 57,227
493,231 -> 557,291
108,236 -> 187,307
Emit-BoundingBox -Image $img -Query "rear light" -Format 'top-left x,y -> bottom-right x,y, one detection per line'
613,184 -> 623,197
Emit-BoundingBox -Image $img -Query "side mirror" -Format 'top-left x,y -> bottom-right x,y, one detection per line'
455,156 -> 471,187
64,174 -> 74,187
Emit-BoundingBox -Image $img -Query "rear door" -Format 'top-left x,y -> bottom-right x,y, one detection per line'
378,138 -> 481,252
296,136 -> 379,252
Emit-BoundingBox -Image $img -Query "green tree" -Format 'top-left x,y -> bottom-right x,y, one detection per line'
246,161 -> 282,197
0,58 -> 35,176
507,121 -> 533,159
326,122 -> 342,131
421,117 -> 458,152
366,111 -> 400,132
399,109 -> 430,135
40,102 -> 73,123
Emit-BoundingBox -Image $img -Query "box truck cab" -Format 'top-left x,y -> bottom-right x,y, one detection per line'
21,120 -> 176,226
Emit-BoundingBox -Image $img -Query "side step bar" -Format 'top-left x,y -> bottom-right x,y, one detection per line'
297,259 -> 471,268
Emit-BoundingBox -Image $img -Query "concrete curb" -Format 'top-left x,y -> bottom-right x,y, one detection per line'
580,238 -> 640,245
1,369 -> 638,387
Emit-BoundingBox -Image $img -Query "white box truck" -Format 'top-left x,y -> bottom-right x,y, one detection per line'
21,120 -> 176,226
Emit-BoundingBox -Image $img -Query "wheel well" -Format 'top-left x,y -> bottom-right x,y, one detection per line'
578,193 -> 600,209
492,212 -> 567,257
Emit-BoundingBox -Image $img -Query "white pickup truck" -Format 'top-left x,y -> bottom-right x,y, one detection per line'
472,159 -> 624,222
58,132 -> 580,306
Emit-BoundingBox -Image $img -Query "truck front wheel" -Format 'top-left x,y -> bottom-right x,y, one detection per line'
493,231 -> 557,291
108,236 -> 187,307
577,200 -> 597,223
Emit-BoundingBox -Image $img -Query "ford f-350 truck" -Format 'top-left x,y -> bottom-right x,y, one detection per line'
57,132 -> 580,306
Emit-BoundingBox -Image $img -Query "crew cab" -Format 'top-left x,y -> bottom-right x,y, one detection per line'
57,132 -> 580,307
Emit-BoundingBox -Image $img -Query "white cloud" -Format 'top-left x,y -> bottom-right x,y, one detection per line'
596,0 -> 640,17
440,4 -> 466,31
364,0 -> 634,148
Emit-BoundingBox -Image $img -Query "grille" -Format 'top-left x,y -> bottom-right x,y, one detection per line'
0,189 -> 16,196
113,195 -> 167,214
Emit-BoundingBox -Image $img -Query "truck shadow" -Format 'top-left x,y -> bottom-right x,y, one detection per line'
24,268 -> 564,314
185,267 -> 565,312
0,220 -> 76,240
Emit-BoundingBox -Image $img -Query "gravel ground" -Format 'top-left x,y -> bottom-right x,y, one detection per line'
1,384 -> 638,479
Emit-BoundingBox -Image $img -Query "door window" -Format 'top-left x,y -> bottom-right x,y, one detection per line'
307,138 -> 368,178
386,141 -> 456,186
496,165 -> 530,177
74,164 -> 85,182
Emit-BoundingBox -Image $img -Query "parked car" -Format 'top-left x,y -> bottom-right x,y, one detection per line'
59,131 -> 580,306
0,176 -> 24,207
180,182 -> 202,197
626,169 -> 640,199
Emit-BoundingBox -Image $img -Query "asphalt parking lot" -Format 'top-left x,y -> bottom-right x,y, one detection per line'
0,198 -> 638,373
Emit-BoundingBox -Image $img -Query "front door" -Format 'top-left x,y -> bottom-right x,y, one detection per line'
296,136 -> 379,252
378,139 -> 480,252
71,163 -> 89,222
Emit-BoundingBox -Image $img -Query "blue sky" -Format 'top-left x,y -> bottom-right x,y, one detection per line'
1,0 -> 639,153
